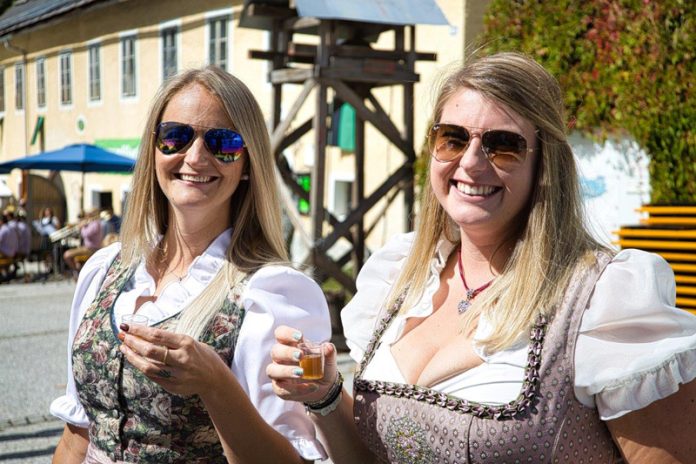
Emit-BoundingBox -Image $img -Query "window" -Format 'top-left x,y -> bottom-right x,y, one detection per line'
36,58 -> 46,108
88,43 -> 101,101
14,63 -> 24,110
208,16 -> 229,70
0,67 -> 5,112
121,35 -> 136,97
60,52 -> 72,105
332,179 -> 354,220
161,26 -> 178,80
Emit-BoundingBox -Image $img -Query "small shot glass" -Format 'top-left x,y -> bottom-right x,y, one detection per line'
298,340 -> 325,380
121,313 -> 149,327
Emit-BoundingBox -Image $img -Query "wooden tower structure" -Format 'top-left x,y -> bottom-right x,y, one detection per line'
240,0 -> 447,293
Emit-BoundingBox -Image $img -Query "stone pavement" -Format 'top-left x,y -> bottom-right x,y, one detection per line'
0,275 -> 356,463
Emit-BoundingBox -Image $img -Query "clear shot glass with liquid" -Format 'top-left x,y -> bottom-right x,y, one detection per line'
298,340 -> 325,380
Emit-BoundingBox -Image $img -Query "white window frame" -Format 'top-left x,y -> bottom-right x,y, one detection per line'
328,172 -> 355,221
36,57 -> 46,109
14,62 -> 24,111
160,19 -> 181,82
119,30 -> 138,101
205,8 -> 233,71
59,51 -> 73,109
87,40 -> 102,104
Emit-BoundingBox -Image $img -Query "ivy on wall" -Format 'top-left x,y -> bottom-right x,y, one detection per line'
480,0 -> 694,204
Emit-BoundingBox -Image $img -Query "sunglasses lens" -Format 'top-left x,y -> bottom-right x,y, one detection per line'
156,123 -> 194,154
429,124 -> 471,162
204,129 -> 245,163
483,130 -> 527,170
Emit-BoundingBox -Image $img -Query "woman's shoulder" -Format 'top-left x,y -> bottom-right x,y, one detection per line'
355,231 -> 415,285
597,248 -> 674,290
80,242 -> 122,275
244,264 -> 328,312
247,263 -> 320,291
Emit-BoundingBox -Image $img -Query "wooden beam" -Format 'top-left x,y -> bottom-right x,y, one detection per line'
314,251 -> 357,293
270,78 -> 315,154
640,217 -> 696,226
637,206 -> 696,215
245,3 -> 296,20
671,263 -> 696,272
676,275 -> 696,284
615,228 -> 696,238
322,66 -> 419,85
328,78 -> 413,156
317,165 -> 410,253
658,252 -> 696,262
677,286 -> 696,296
270,68 -> 313,84
276,118 -> 312,155
676,297 -> 696,309
617,239 -> 696,250
249,49 -> 315,64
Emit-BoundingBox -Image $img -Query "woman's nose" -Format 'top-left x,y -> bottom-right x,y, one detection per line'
458,138 -> 488,171
183,136 -> 210,166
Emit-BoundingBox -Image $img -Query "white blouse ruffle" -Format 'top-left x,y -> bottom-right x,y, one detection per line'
49,229 -> 330,460
342,232 -> 696,420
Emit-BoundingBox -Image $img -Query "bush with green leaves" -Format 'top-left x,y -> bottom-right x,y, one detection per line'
480,0 -> 694,204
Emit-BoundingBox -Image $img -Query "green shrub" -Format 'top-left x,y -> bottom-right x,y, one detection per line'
480,0 -> 695,204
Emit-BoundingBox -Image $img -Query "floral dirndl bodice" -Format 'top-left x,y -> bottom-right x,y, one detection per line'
72,253 -> 246,463
353,252 -> 623,464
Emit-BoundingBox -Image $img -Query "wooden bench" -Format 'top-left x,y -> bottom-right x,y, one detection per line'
615,205 -> 696,315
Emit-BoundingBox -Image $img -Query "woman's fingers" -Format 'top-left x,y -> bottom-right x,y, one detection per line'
120,342 -> 177,381
120,333 -> 171,364
266,359 -> 305,380
270,342 -> 303,365
271,378 -> 320,400
274,325 -> 304,344
121,323 -> 186,349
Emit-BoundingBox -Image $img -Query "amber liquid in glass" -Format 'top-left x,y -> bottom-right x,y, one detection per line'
300,354 -> 324,380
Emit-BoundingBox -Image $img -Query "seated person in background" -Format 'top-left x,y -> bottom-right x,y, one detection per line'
35,207 -> 62,273
63,211 -> 103,275
100,208 -> 121,237
16,213 -> 32,259
0,213 -> 18,258
0,213 -> 19,282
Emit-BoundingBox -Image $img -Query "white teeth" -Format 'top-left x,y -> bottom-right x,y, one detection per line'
456,182 -> 496,196
180,174 -> 212,183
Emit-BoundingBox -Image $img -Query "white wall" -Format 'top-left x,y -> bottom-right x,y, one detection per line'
571,132 -> 650,248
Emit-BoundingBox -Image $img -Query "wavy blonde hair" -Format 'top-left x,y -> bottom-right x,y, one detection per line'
388,52 -> 610,352
120,66 -> 288,339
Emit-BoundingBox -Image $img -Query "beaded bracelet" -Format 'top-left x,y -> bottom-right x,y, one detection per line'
304,371 -> 344,416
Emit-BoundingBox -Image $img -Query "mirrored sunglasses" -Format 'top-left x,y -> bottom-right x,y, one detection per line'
154,121 -> 245,163
428,123 -> 534,170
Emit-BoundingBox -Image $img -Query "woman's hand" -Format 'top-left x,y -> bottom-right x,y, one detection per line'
118,323 -> 228,396
266,325 -> 338,404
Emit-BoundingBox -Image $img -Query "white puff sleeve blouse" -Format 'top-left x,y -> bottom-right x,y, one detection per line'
50,229 -> 330,460
342,232 -> 696,421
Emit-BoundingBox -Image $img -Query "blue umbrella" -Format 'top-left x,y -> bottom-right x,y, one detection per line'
0,143 -> 136,173
0,143 -> 137,210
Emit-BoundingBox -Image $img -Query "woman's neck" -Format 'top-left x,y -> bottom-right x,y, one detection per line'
457,233 -> 514,287
155,212 -> 229,277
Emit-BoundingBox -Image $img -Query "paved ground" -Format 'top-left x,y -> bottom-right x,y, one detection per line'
0,274 -> 355,463
0,279 -> 74,464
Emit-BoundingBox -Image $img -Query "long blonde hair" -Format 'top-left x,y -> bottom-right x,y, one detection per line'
120,66 -> 288,338
388,52 -> 610,351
